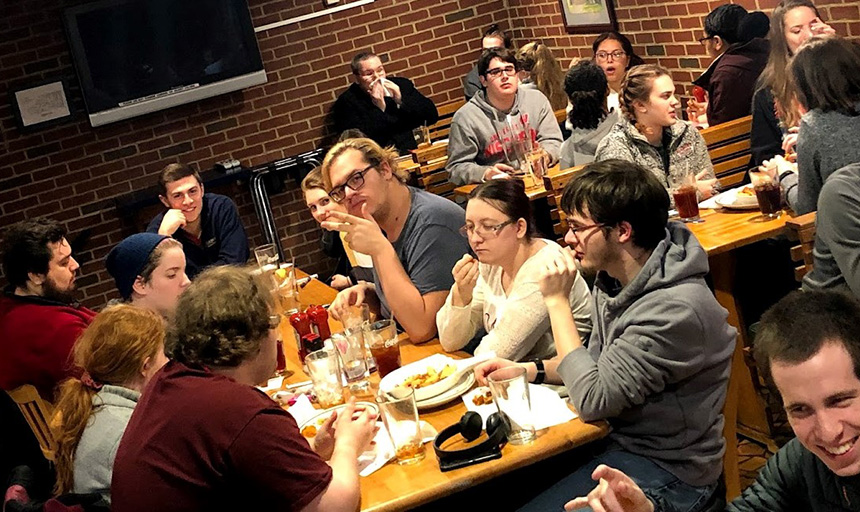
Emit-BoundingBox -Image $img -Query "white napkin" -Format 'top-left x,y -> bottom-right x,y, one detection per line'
285,394 -> 318,425
462,384 -> 577,431
258,375 -> 284,394
359,420 -> 437,476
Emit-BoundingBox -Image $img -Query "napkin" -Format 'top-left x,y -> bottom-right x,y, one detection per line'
462,384 -> 577,431
285,394 -> 318,425
359,420 -> 437,477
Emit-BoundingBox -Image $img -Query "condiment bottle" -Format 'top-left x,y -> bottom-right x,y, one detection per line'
307,305 -> 331,341
289,310 -> 311,356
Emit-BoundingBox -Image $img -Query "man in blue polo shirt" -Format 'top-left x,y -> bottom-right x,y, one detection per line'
147,163 -> 249,278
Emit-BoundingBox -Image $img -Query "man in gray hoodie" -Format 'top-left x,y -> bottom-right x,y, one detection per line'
475,160 -> 736,512
446,48 -> 563,186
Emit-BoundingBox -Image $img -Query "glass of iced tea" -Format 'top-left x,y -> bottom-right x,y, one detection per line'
376,387 -> 426,465
366,320 -> 401,378
669,168 -> 702,223
749,171 -> 782,219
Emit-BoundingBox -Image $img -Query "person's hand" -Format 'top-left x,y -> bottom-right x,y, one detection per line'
321,205 -> 388,257
759,155 -> 795,181
330,274 -> 352,290
381,78 -> 402,105
330,282 -> 370,321
451,254 -> 479,307
333,398 -> 378,456
369,79 -> 387,111
782,127 -> 799,155
564,465 -> 654,512
686,98 -> 707,121
811,18 -> 836,38
312,409 -> 338,460
695,170 -> 719,199
158,209 -> 187,235
539,247 -> 579,306
483,163 -> 515,181
474,357 -> 522,386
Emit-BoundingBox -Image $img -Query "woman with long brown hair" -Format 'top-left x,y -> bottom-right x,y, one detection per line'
516,41 -> 568,111
52,305 -> 168,504
750,0 -> 835,166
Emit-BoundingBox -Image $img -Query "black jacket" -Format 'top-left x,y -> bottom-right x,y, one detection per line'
750,87 -> 783,168
332,76 -> 438,154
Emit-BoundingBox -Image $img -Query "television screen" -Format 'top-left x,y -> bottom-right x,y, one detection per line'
65,0 -> 266,126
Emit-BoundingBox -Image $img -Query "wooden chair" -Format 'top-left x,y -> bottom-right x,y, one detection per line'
542,164 -> 587,244
428,99 -> 465,143
409,142 -> 456,199
6,384 -> 57,462
554,108 -> 567,125
785,211 -> 817,281
701,115 -> 753,189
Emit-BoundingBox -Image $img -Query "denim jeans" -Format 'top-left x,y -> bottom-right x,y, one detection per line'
517,447 -> 717,512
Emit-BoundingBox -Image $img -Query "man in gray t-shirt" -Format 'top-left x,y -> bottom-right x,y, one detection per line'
321,138 -> 468,343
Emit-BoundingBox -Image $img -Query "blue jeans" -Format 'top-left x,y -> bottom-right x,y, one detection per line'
517,447 -> 717,512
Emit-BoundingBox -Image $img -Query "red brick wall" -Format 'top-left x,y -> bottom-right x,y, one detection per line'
1,0 -> 858,309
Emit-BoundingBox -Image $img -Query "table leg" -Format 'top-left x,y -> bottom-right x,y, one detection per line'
708,252 -> 774,448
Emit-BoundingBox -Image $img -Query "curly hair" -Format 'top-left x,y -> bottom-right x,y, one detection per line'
564,60 -> 609,130
1,218 -> 66,288
169,266 -> 274,368
320,137 -> 406,189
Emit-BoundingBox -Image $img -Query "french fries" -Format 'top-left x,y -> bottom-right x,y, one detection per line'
402,364 -> 456,389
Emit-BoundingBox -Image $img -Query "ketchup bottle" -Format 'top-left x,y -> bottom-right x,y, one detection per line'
307,305 -> 331,341
290,311 -> 311,358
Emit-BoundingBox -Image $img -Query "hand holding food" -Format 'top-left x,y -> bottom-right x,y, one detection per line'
451,254 -> 479,306
539,247 -> 579,305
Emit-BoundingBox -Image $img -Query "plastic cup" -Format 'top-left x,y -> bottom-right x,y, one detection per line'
376,387 -> 426,465
487,366 -> 536,445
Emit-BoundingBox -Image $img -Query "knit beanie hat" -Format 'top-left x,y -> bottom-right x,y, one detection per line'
106,233 -> 170,299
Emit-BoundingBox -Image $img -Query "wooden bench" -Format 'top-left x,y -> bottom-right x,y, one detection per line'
428,99 -> 465,143
542,164 -> 587,244
409,142 -> 456,199
701,115 -> 753,189
785,211 -> 817,281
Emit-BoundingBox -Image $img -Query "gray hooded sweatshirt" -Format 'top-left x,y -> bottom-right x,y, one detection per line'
558,221 -> 736,487
446,87 -> 563,185
559,109 -> 620,169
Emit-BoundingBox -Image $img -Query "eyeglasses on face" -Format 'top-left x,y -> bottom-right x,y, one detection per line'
329,165 -> 374,203
485,65 -> 517,79
567,222 -> 606,239
698,35 -> 715,44
459,219 -> 516,239
594,50 -> 627,61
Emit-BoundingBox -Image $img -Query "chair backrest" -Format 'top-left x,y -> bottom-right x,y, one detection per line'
784,211 -> 817,281
554,108 -> 567,125
701,115 -> 753,189
428,99 -> 465,143
408,141 -> 456,199
542,164 -> 587,243
6,384 -> 57,462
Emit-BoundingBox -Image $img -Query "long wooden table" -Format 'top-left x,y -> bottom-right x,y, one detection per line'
452,164 -> 562,201
288,274 -> 610,512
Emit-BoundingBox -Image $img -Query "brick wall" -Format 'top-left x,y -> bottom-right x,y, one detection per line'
1,0 -> 858,309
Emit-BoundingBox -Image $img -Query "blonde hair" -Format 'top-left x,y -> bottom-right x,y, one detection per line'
517,42 -> 567,111
52,305 -> 165,495
320,138 -> 406,190
620,64 -> 672,136
300,166 -> 326,193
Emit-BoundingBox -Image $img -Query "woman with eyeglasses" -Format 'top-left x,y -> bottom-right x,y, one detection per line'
436,179 -> 592,361
591,32 -> 645,114
596,64 -> 718,200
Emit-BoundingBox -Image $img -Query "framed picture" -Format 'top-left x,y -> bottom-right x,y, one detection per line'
10,78 -> 73,131
558,0 -> 618,34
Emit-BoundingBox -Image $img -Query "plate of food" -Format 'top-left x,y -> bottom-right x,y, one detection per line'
298,401 -> 379,439
379,353 -> 492,402
416,371 -> 475,410
714,185 -> 759,210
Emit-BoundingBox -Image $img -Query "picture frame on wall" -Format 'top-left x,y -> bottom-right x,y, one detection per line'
558,0 -> 618,34
10,78 -> 73,131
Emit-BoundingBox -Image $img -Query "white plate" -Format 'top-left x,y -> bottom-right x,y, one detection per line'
417,371 -> 475,410
379,353 -> 459,399
714,186 -> 759,210
297,401 -> 379,438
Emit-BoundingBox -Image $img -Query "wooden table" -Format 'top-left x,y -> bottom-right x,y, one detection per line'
452,164 -> 562,201
289,273 -> 610,512
686,207 -> 794,498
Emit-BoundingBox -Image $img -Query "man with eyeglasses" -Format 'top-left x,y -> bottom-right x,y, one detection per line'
333,51 -> 438,155
320,138 -> 469,343
474,159 -> 736,511
447,47 -> 563,185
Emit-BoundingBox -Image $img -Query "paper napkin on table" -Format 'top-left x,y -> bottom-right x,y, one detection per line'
462,384 -> 577,431
359,420 -> 437,477
285,394 -> 317,425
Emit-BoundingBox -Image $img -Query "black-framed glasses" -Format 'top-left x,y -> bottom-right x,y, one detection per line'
485,65 -> 517,79
594,50 -> 626,61
459,219 -> 516,239
698,35 -> 715,44
567,222 -> 606,239
329,165 -> 374,203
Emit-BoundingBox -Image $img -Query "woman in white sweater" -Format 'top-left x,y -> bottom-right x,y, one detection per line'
436,180 -> 592,361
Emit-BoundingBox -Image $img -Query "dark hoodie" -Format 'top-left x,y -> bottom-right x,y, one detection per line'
558,222 -> 736,487
446,86 -> 563,185
693,38 -> 769,126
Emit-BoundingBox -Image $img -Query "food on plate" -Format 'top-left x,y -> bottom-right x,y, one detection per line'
472,387 -> 494,406
300,424 -> 318,438
737,185 -> 755,197
402,364 -> 456,389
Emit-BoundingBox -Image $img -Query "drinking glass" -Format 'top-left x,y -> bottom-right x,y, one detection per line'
329,331 -> 371,395
669,168 -> 702,223
412,124 -> 430,148
255,244 -> 279,285
366,320 -> 401,378
341,304 -> 376,372
305,348 -> 346,408
376,387 -> 426,465
749,171 -> 783,219
274,262 -> 300,315
487,366 -> 536,445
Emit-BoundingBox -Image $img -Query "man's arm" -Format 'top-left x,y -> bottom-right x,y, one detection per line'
394,78 -> 439,128
816,177 -> 860,298
446,118 -> 491,185
533,94 -> 564,162
212,197 -> 250,265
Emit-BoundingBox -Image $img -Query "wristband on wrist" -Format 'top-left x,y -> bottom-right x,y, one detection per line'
530,359 -> 546,385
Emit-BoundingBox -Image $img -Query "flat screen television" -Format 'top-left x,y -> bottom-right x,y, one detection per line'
64,0 -> 267,127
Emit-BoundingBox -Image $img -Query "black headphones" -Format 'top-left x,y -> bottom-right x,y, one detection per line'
433,411 -> 508,472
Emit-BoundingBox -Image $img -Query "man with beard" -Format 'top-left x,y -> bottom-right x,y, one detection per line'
1,218 -> 96,484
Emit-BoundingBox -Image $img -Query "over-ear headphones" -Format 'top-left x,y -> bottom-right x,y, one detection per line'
433,411 -> 508,472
